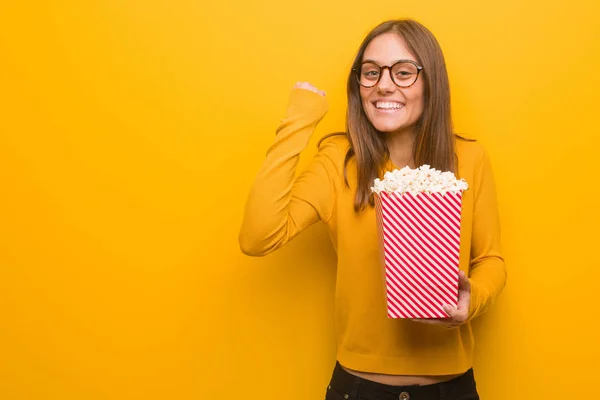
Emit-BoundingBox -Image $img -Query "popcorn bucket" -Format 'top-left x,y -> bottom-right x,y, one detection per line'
374,190 -> 463,318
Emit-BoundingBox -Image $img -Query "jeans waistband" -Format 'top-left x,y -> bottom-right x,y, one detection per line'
328,361 -> 475,400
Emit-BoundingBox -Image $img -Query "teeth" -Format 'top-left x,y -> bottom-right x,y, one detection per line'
376,102 -> 403,109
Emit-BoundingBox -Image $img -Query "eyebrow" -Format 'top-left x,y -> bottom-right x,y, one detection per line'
362,58 -> 416,65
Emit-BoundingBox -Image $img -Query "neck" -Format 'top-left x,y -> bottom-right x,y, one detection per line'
385,128 -> 416,168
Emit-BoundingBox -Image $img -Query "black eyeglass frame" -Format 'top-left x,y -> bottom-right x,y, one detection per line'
353,60 -> 424,88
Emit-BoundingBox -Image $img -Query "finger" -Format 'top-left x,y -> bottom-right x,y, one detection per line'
294,82 -> 325,96
443,304 -> 459,319
457,287 -> 470,309
456,273 -> 471,316
457,296 -> 469,314
444,303 -> 468,323
294,82 -> 311,90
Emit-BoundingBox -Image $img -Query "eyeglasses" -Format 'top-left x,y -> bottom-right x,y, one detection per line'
353,60 -> 423,88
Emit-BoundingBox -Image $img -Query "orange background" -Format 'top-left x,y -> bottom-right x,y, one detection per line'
1,1 -> 599,398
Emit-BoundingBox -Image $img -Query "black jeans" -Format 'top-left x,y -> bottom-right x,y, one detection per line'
324,361 -> 479,400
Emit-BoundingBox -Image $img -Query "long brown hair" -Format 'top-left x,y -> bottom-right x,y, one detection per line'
320,19 -> 466,212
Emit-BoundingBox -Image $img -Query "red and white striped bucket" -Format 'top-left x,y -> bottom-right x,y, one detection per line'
374,191 -> 463,318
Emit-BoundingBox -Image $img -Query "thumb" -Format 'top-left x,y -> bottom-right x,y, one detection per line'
458,270 -> 471,293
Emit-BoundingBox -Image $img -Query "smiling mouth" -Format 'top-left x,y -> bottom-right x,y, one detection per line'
373,101 -> 405,112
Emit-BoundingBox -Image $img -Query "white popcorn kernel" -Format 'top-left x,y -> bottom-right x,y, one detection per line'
371,165 -> 468,195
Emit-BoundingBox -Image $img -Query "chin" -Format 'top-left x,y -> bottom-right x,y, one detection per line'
372,122 -> 408,133
367,113 -> 410,133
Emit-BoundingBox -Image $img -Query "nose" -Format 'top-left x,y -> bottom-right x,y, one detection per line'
377,67 -> 395,93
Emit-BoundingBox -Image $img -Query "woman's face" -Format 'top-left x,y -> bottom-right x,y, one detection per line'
359,33 -> 425,135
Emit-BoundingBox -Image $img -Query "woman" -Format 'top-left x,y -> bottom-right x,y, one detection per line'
239,19 -> 506,400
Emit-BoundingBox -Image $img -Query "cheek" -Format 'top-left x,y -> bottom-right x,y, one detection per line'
359,89 -> 369,108
406,86 -> 425,114
411,94 -> 424,114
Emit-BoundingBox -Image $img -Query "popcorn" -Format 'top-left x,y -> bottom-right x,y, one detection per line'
371,165 -> 468,319
371,165 -> 468,197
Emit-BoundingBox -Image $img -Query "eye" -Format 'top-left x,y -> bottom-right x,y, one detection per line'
395,71 -> 414,82
360,62 -> 381,80
392,63 -> 419,80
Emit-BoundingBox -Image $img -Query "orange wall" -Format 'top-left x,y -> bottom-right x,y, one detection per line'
1,1 -> 599,398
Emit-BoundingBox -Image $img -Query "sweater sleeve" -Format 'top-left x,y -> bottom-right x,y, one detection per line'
467,149 -> 507,320
238,89 -> 342,257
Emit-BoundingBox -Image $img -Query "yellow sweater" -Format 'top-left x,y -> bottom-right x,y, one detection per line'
239,89 -> 507,375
